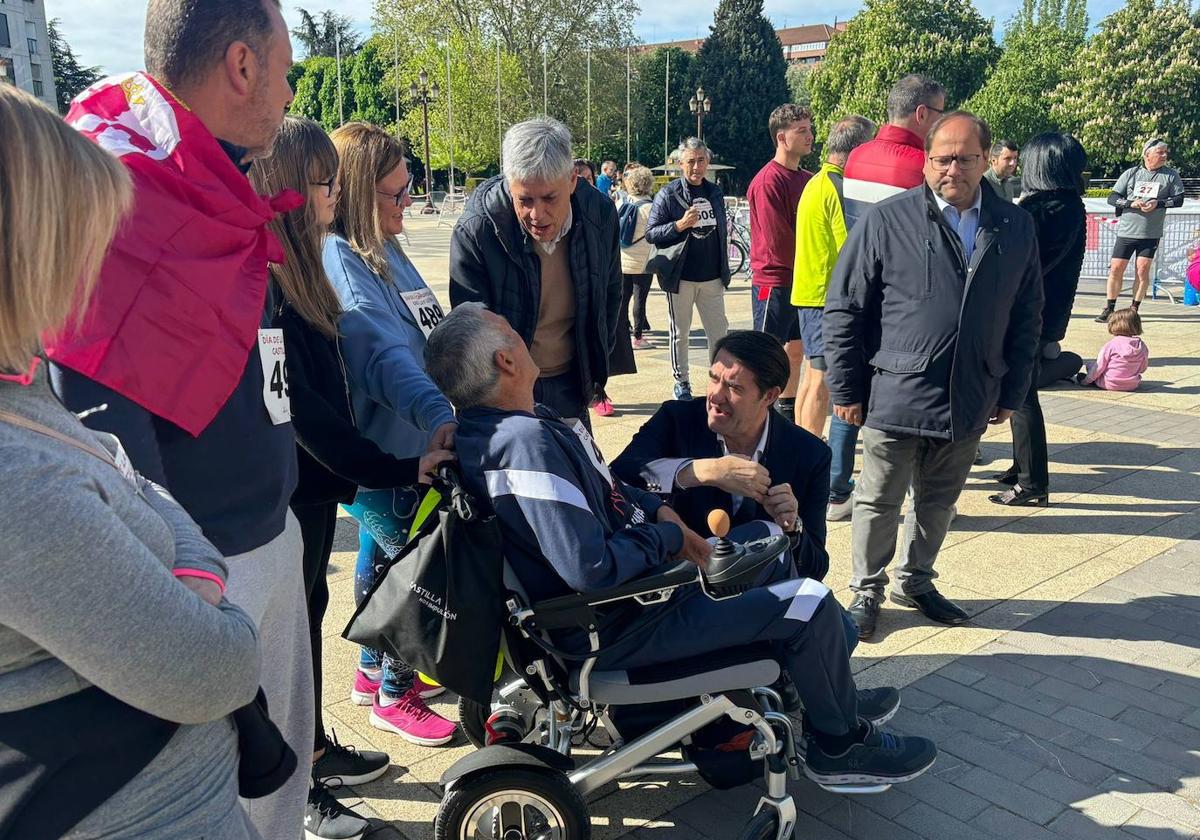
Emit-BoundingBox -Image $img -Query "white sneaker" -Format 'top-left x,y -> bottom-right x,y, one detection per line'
827,496 -> 853,521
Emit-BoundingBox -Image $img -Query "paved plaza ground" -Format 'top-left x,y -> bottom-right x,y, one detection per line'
321,216 -> 1200,839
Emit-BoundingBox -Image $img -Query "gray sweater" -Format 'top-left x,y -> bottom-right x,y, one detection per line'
0,371 -> 261,837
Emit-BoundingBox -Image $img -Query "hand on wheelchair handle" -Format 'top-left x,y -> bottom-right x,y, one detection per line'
418,449 -> 456,485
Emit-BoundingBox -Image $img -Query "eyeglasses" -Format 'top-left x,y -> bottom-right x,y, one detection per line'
925,104 -> 945,116
928,154 -> 982,172
309,176 -> 338,198
376,180 -> 413,207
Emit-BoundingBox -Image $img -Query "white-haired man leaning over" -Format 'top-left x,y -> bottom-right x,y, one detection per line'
449,117 -> 622,428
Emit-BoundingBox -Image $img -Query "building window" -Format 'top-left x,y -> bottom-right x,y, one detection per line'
27,36 -> 37,54
0,13 -> 10,48
33,79 -> 43,95
0,58 -> 12,85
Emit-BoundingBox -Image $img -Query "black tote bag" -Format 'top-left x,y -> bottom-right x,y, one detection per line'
343,480 -> 506,704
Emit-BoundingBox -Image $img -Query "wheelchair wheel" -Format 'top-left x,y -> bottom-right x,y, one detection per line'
435,767 -> 590,840
738,809 -> 792,840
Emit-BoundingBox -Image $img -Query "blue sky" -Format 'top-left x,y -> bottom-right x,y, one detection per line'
48,0 -> 1128,82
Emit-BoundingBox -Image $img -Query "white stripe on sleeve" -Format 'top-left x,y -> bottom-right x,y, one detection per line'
485,469 -> 591,513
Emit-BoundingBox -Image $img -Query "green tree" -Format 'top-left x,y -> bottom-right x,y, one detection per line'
628,47 -> 696,166
786,64 -> 813,108
397,30 -> 527,177
809,0 -> 999,132
289,57 -> 351,131
48,19 -> 102,113
292,8 -> 362,60
966,0 -> 1086,144
692,0 -> 790,191
374,0 -> 638,119
349,38 -> 398,127
1051,0 -> 1200,172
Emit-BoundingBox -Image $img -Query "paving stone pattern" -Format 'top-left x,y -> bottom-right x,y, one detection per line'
647,545 -> 1200,840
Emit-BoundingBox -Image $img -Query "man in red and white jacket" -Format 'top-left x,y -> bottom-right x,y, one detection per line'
823,74 -> 947,527
842,75 -> 946,230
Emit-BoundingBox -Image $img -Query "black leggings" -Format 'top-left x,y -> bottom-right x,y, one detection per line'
293,500 -> 339,752
623,273 -> 653,338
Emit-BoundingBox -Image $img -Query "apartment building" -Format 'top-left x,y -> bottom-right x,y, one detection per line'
638,21 -> 847,65
0,0 -> 58,109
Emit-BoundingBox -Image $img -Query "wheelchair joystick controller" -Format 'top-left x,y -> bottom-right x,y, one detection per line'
700,509 -> 789,599
706,509 -> 738,562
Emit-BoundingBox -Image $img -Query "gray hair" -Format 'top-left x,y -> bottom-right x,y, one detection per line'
678,137 -> 711,160
624,165 -> 655,197
826,115 -> 876,158
502,117 -> 574,183
886,74 -> 946,122
424,303 -> 512,410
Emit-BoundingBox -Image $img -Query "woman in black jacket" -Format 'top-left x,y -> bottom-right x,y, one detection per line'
251,118 -> 451,837
990,133 -> 1088,507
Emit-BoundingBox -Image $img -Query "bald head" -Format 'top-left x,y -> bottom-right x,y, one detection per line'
924,111 -> 992,211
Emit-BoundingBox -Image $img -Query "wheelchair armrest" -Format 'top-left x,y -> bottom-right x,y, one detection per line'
527,561 -> 698,631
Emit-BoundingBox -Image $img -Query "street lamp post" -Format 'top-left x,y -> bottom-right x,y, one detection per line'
688,86 -> 712,141
409,69 -> 440,214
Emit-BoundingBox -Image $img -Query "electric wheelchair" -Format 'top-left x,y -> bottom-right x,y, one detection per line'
433,513 -> 894,840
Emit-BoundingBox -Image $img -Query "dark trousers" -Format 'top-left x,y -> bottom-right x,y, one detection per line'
1038,351 -> 1083,388
294,500 -> 338,752
534,369 -> 590,432
623,273 -> 653,338
595,557 -> 858,736
1011,360 -> 1049,493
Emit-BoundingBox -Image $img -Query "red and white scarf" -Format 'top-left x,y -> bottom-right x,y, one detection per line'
46,72 -> 300,436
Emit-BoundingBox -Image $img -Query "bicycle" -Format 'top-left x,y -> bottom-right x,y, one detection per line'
727,211 -> 751,278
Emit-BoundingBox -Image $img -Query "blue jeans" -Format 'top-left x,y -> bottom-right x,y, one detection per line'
828,415 -> 860,503
343,486 -> 422,699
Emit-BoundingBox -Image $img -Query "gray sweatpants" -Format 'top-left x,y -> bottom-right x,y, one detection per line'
668,279 -> 728,384
850,428 -> 981,597
225,511 -> 312,840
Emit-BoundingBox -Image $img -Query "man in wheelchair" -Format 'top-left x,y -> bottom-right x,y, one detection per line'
425,303 -> 937,788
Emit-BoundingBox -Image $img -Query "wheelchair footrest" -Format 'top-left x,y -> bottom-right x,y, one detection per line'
817,782 -> 892,795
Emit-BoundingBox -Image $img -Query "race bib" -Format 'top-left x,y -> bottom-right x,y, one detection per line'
692,197 -> 718,229
1133,180 -> 1161,201
569,419 -> 614,488
401,287 -> 446,337
257,328 -> 291,425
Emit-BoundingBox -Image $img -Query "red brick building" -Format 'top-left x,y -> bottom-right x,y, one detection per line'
638,22 -> 847,65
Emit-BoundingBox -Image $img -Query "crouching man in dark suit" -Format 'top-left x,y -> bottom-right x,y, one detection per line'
612,330 -> 833,583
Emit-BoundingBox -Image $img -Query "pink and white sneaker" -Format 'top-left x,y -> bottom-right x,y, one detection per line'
369,688 -> 456,746
350,669 -> 381,706
413,673 -> 446,700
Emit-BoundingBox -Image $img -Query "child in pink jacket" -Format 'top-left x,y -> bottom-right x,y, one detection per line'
1079,308 -> 1149,391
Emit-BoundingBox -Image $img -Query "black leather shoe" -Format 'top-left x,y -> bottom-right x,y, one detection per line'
890,588 -> 969,625
989,484 -> 1049,507
1094,305 -> 1115,323
848,592 -> 882,640
991,465 -> 1019,486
